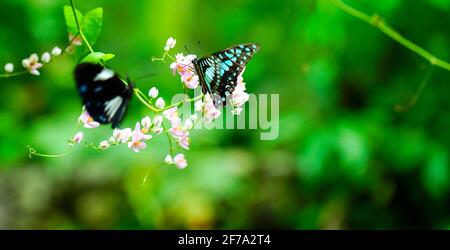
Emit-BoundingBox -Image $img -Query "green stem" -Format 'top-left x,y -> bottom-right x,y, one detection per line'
69,0 -> 95,54
28,145 -> 74,158
0,71 -> 28,78
328,0 -> 450,71
395,64 -> 434,112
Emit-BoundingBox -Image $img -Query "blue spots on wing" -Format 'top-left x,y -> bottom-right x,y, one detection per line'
94,86 -> 103,93
221,62 -> 230,71
79,84 -> 88,93
99,115 -> 107,123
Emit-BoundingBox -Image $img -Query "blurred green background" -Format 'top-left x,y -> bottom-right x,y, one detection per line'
0,0 -> 449,229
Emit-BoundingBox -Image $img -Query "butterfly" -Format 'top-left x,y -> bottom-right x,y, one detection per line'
192,43 -> 260,107
74,63 -> 133,128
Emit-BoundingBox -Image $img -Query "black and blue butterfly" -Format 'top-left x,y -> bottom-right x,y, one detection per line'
192,43 -> 260,107
74,63 -> 133,128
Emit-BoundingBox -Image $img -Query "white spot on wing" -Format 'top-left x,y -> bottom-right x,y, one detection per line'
94,68 -> 115,81
104,96 -> 123,121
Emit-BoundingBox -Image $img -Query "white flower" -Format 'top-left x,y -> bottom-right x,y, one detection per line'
51,47 -> 62,56
112,128 -> 132,143
141,116 -> 151,133
184,119 -> 193,130
22,53 -> 43,76
155,97 -> 165,109
99,140 -> 110,149
148,87 -> 159,99
173,154 -> 187,169
72,132 -> 84,144
153,115 -> 163,128
164,154 -> 173,164
41,52 -> 51,63
164,37 -> 176,51
195,99 -> 204,112
4,63 -> 14,73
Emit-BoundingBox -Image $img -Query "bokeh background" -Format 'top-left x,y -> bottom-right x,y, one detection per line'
0,0 -> 449,229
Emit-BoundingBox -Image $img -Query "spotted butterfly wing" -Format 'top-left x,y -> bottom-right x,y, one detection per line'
193,43 -> 260,107
74,63 -> 133,128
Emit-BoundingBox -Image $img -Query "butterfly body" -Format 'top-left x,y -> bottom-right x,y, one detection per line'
192,43 -> 260,106
74,63 -> 133,128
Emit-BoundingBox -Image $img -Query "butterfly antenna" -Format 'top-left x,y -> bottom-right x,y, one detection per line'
133,72 -> 158,82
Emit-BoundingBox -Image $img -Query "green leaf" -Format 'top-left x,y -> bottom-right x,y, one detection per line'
63,5 -> 83,35
82,7 -> 103,46
81,52 -> 115,64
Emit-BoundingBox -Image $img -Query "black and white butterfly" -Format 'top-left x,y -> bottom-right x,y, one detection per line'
74,63 -> 133,128
192,43 -> 260,107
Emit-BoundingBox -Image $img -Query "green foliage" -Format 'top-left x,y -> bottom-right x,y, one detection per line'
82,8 -> 103,46
81,52 -> 115,64
63,5 -> 83,35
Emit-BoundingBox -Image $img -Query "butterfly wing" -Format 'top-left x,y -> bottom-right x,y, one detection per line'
195,43 -> 260,107
74,63 -> 132,128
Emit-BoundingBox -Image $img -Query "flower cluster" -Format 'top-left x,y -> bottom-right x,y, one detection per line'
195,95 -> 221,124
33,37 -> 254,172
3,47 -> 62,76
170,53 -> 199,89
163,107 -> 195,150
229,70 -> 250,115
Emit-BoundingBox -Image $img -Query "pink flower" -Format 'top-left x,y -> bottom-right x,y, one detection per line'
163,107 -> 181,126
202,94 -> 221,123
166,117 -> 194,150
127,122 -> 152,153
132,122 -> 152,141
112,128 -> 132,143
165,154 -> 188,169
230,70 -> 250,115
181,73 -> 199,89
128,140 -> 147,153
22,53 -> 43,76
169,53 -> 199,89
72,132 -> 84,144
79,109 -> 100,129
173,154 -> 188,169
